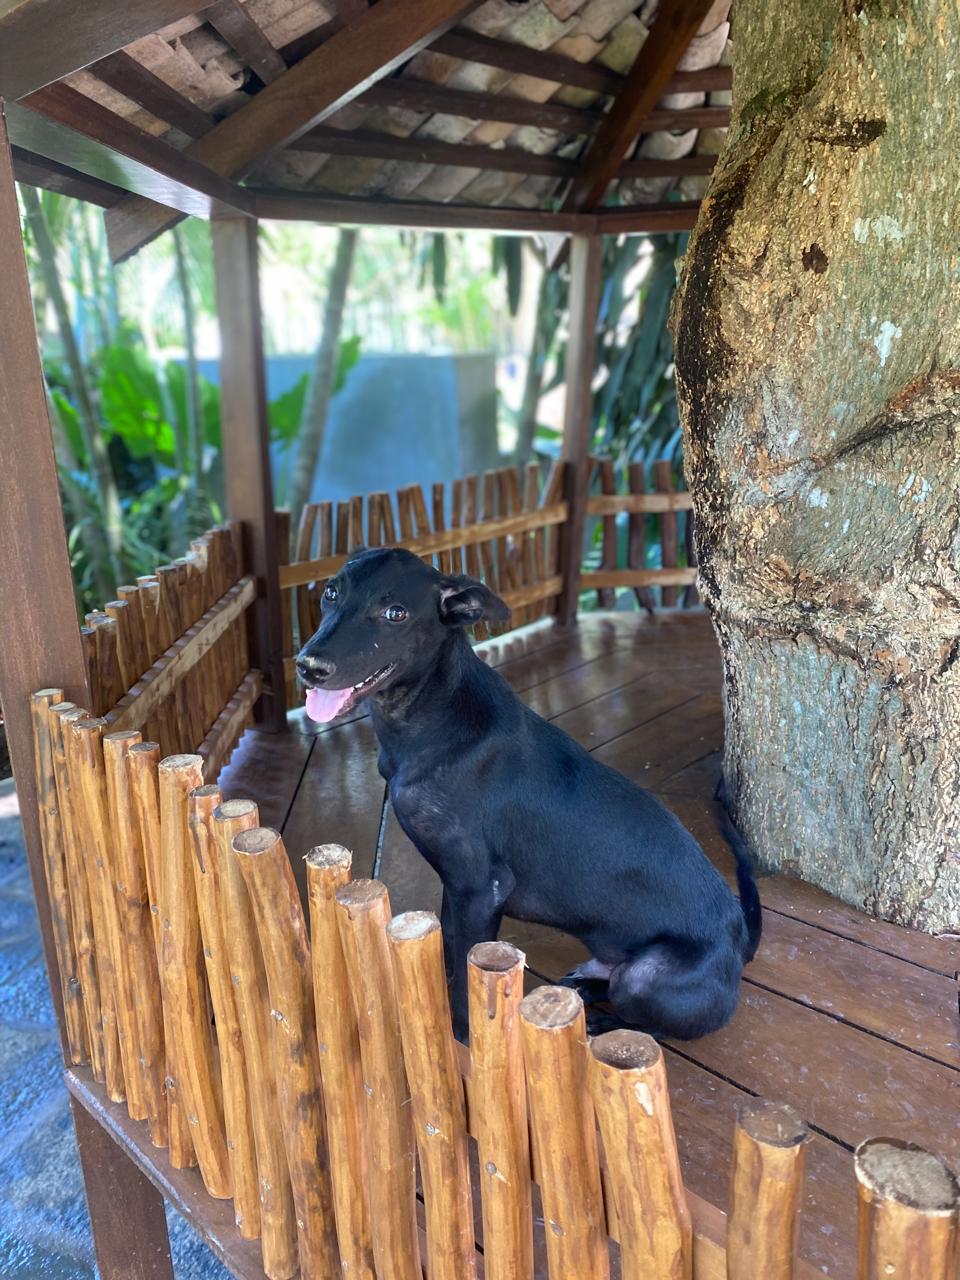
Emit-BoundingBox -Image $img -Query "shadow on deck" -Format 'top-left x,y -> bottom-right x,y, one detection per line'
220,609 -> 960,1279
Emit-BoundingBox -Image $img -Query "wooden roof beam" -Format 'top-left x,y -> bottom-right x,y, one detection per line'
104,0 -> 482,262
0,0 -> 208,100
432,28 -> 731,98
11,144 -> 126,207
13,85 -> 254,217
91,50 -> 214,139
205,0 -> 289,86
294,126 -> 717,182
562,0 -> 720,213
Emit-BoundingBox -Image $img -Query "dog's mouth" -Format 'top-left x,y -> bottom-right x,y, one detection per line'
304,664 -> 396,724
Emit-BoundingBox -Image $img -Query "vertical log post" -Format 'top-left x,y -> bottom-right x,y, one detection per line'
232,827 -> 339,1277
557,235 -> 603,624
30,689 -> 86,1064
214,800 -> 298,1280
157,754 -> 229,1195
212,217 -> 285,731
855,1139 -> 959,1280
588,1030 -> 691,1280
104,729 -> 167,1148
305,846 -> 375,1279
189,786 -> 260,1240
467,941 -> 533,1280
388,911 -> 477,1280
519,986 -> 609,1279
627,462 -> 657,614
728,1099 -> 809,1280
49,703 -> 104,1079
64,718 -> 127,1105
653,460 -> 679,607
336,879 -> 422,1280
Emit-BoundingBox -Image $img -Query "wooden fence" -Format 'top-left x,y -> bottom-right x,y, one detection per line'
28,697 -> 960,1279
76,522 -> 260,774
277,456 -> 697,711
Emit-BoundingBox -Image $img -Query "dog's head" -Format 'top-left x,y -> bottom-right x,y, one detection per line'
296,547 -> 510,723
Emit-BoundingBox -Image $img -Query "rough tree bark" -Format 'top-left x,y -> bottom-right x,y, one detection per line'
671,0 -> 960,933
286,227 -> 358,543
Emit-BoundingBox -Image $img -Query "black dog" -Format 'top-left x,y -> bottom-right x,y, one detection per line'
297,548 -> 761,1040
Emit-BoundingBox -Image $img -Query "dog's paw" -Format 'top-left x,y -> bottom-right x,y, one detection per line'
584,1005 -> 626,1037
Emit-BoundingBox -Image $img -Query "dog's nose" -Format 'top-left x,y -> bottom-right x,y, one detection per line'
296,654 -> 336,684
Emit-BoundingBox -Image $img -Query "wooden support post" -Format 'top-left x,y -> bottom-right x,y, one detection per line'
306,846 -> 376,1279
728,1099 -> 809,1280
519,986 -> 609,1279
211,217 -> 286,730
388,911 -> 477,1280
557,235 -> 603,624
588,1030 -> 691,1280
855,1138 -> 959,1280
0,104 -> 174,1280
467,941 -> 533,1280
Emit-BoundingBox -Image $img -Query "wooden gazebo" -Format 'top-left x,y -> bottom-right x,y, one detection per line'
2,3 -> 958,1279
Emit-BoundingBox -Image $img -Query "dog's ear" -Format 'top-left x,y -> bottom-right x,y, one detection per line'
438,574 -> 511,627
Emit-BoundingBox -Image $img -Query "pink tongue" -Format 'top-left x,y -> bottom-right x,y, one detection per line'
305,685 -> 354,724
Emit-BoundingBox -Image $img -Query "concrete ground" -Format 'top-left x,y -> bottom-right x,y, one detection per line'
0,779 -> 228,1278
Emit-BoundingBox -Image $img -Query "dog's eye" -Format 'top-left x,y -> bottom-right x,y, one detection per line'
323,584 -> 339,603
383,604 -> 407,623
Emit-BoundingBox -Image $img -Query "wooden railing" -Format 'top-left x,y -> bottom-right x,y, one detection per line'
26,720 -> 960,1280
77,522 -> 259,769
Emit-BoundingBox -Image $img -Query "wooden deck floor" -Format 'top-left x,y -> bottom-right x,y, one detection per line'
220,610 -> 960,1278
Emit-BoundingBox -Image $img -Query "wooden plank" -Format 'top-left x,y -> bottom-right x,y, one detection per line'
298,125 -> 717,182
16,86 -> 254,217
206,0 -> 289,86
362,77 -> 602,136
104,577 -> 255,732
212,218 -> 286,730
252,188 -> 589,234
279,502 -> 569,588
11,144 -> 124,205
587,491 -> 695,515
66,1070 -> 265,1280
91,50 -> 213,138
105,0 -> 483,260
591,692 -> 723,790
562,0 -> 719,211
0,0 -> 204,100
557,236 -> 603,623
432,29 -> 731,98
582,568 -> 698,589
198,670 -> 263,782
216,726 -> 315,831
595,202 -> 703,235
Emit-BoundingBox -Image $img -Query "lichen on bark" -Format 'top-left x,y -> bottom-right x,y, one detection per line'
671,0 -> 960,932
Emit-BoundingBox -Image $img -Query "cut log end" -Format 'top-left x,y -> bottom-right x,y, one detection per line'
231,826 -> 281,857
468,940 -> 525,973
158,752 -> 204,772
387,910 -> 439,942
335,878 -> 389,910
737,1098 -> 809,1149
855,1139 -> 959,1212
519,985 -> 583,1030
215,798 -> 258,821
103,730 -> 141,744
128,741 -> 160,755
590,1028 -> 661,1072
32,688 -> 63,702
191,784 -> 220,799
305,843 -> 352,870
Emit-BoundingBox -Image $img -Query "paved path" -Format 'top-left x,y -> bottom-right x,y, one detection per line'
0,779 -> 227,1278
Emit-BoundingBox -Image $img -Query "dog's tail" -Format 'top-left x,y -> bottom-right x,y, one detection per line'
714,779 -> 762,963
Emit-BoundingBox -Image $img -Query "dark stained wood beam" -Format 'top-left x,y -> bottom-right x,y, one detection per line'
11,144 -> 125,206
91,50 -> 213,138
251,188 -> 589,233
595,200 -> 701,234
205,0 -> 289,86
562,0 -> 719,212
433,28 -> 731,98
13,85 -> 254,216
363,78 -> 602,135
105,0 -> 481,261
295,125 -> 716,182
0,0 -> 208,100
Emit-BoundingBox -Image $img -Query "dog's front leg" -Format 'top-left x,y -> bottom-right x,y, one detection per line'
440,885 -> 507,1042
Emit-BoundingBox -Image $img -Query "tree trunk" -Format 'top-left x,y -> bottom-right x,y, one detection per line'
671,0 -> 960,933
286,227 -> 358,541
21,186 -> 125,595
